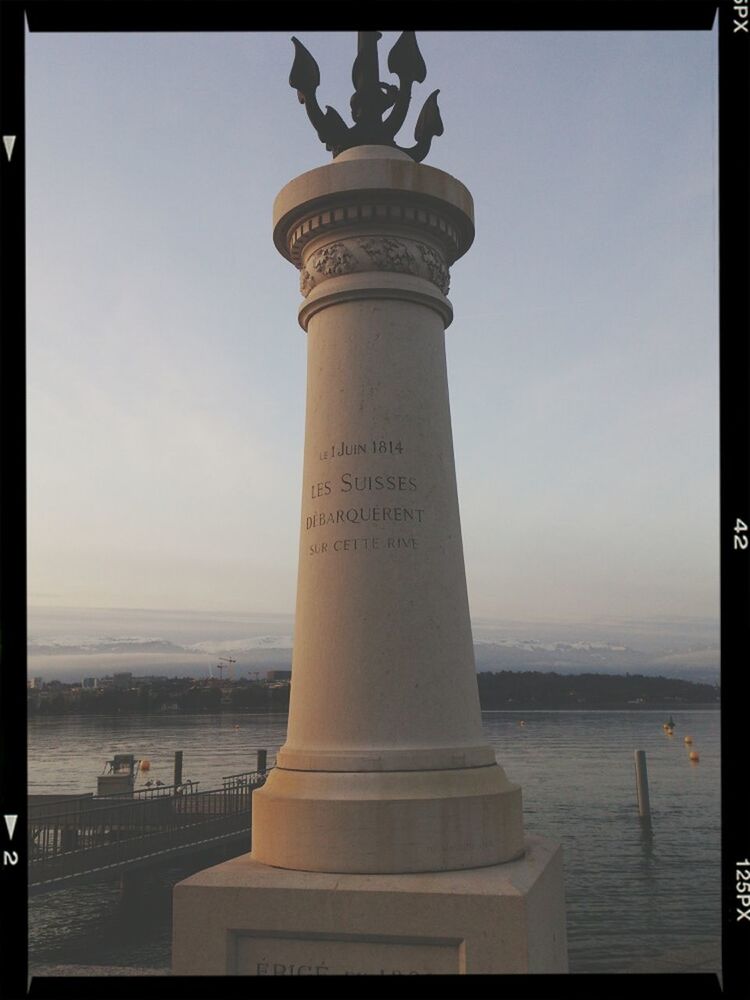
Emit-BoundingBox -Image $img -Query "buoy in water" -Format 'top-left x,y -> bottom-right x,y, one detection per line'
684,735 -> 693,745
689,751 -> 700,762
519,720 -> 526,727
139,758 -> 151,771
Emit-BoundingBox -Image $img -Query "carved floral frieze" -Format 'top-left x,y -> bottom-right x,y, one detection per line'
299,235 -> 450,297
359,237 -> 416,273
311,242 -> 356,278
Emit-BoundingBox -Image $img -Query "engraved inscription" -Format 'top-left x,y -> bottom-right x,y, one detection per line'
306,435 -> 424,555
320,440 -> 404,460
311,481 -> 332,499
235,932 -> 461,975
309,535 -> 418,556
340,473 -> 417,493
309,474 -> 416,498
306,506 -> 424,529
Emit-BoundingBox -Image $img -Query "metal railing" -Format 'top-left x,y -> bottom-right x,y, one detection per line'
28,773 -> 267,881
106,780 -> 201,799
221,770 -> 264,790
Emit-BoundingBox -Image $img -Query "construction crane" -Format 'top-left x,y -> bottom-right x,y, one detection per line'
216,656 -> 236,682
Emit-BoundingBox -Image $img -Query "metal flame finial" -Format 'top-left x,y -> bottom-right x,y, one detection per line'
289,31 -> 443,162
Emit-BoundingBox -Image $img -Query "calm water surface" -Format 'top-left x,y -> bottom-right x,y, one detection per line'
28,710 -> 720,974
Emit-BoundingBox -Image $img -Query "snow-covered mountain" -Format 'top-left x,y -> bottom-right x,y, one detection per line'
27,607 -> 719,684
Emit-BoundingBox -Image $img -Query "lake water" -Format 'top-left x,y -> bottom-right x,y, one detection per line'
28,709 -> 721,975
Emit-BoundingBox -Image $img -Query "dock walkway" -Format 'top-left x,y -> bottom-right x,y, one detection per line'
28,770 -> 265,895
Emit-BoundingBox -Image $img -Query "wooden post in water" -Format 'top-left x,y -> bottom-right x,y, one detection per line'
173,750 -> 183,788
634,750 -> 651,820
257,749 -> 267,774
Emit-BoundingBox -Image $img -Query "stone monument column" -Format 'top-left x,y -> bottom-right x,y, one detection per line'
173,32 -> 567,975
251,142 -> 523,874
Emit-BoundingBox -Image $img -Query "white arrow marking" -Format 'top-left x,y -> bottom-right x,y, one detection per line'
4,815 -> 17,839
3,136 -> 16,161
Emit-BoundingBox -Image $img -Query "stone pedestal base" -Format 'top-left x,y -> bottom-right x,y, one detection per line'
251,764 -> 524,872
172,834 -> 567,975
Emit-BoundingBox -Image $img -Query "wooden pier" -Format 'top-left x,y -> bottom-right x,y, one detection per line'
28,770 -> 265,895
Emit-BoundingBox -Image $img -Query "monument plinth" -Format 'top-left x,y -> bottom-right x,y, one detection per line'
173,32 -> 567,975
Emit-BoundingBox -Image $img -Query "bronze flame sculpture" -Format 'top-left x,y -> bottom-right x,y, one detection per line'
290,31 -> 443,162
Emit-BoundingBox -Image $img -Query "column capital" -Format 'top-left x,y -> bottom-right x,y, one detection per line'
273,146 -> 475,309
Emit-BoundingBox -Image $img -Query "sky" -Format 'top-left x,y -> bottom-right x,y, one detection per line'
25,27 -> 719,624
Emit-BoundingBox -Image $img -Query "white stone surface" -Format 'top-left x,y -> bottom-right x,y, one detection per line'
174,141 -> 567,974
253,145 -> 523,873
172,835 -> 568,975
252,766 -> 523,873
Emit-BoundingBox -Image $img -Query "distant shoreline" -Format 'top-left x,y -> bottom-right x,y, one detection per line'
27,670 -> 719,716
480,703 -> 719,712
26,706 -> 720,719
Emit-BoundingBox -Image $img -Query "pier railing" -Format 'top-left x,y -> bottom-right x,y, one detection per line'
112,780 -> 201,799
70,768 -> 266,802
28,772 -> 267,889
221,769 -> 264,790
